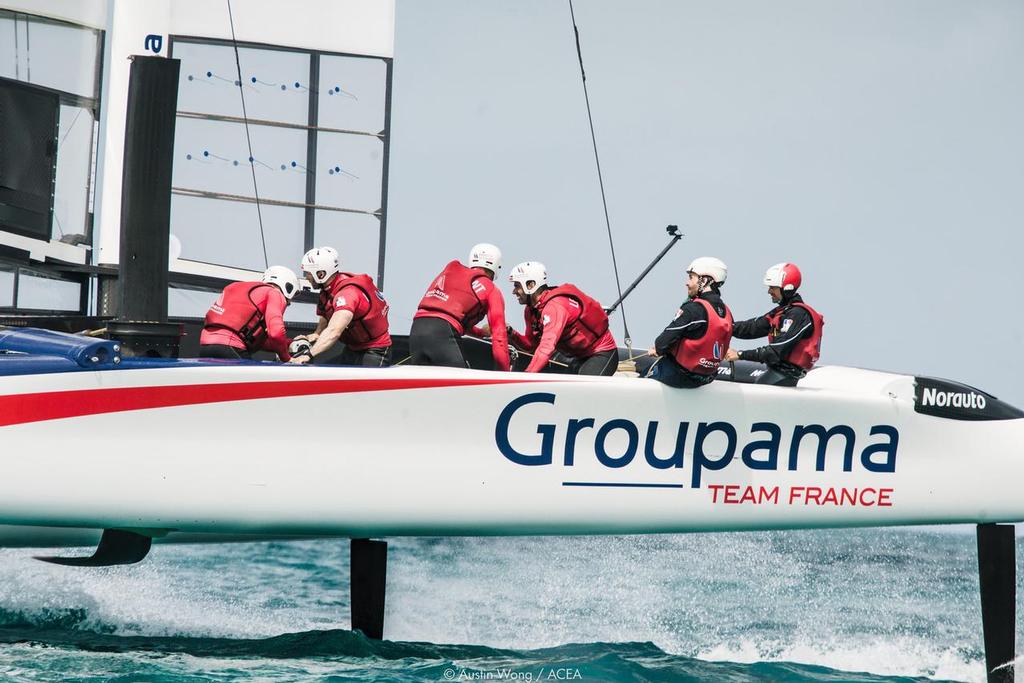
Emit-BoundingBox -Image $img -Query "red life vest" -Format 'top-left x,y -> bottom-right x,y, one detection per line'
671,298 -> 733,375
203,281 -> 273,351
415,260 -> 488,333
534,284 -> 610,356
766,301 -> 823,370
319,273 -> 391,348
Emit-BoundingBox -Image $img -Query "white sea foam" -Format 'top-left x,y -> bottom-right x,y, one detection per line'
0,544 -> 330,638
0,529 -> 1010,682
698,638 -> 982,682
384,532 -> 997,680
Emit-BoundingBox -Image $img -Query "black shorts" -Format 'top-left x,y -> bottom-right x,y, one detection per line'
337,345 -> 390,367
645,357 -> 714,388
572,349 -> 618,376
409,316 -> 468,368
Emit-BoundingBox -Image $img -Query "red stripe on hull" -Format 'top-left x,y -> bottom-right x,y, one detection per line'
0,377 -> 536,428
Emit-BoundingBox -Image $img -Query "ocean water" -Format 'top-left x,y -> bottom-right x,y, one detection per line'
0,528 -> 1013,682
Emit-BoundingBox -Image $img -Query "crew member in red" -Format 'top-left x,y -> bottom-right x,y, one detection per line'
646,257 -> 733,388
725,262 -> 823,386
200,265 -> 300,361
410,243 -> 510,370
289,246 -> 392,366
507,261 -> 618,375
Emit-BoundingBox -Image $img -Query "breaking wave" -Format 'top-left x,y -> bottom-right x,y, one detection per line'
0,529 -> 1006,681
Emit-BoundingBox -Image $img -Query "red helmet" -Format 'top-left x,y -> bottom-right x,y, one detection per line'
763,263 -> 802,292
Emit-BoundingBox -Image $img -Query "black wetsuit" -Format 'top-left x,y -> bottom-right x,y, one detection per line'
335,345 -> 390,367
732,292 -> 814,386
570,350 -> 619,376
409,316 -> 468,368
647,290 -> 728,388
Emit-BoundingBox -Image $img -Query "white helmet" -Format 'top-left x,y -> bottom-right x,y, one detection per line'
687,256 -> 728,286
509,261 -> 547,295
262,265 -> 300,301
763,262 -> 802,292
468,243 -> 502,272
301,246 -> 339,285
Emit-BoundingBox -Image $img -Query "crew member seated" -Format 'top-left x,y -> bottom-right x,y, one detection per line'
199,266 -> 300,361
507,261 -> 618,375
724,262 -> 823,387
409,243 -> 510,370
646,257 -> 733,388
289,247 -> 392,367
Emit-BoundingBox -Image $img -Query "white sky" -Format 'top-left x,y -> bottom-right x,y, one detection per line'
385,0 -> 1024,405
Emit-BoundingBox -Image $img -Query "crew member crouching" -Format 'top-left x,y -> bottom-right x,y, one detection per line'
290,246 -> 391,366
724,262 -> 823,386
410,243 -> 510,370
507,261 -> 618,375
200,266 -> 300,361
646,257 -> 733,388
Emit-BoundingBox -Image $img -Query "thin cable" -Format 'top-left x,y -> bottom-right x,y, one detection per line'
226,0 -> 269,269
59,108 -> 85,147
25,13 -> 30,82
568,0 -> 630,348
13,14 -> 19,80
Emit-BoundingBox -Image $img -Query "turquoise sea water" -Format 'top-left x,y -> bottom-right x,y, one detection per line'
0,529 -> 1013,682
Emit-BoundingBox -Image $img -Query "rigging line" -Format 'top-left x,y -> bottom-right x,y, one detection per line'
226,0 -> 269,269
568,0 -> 630,349
13,13 -> 18,80
59,108 -> 85,147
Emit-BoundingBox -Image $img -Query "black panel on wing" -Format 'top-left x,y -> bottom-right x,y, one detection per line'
914,377 -> 1024,421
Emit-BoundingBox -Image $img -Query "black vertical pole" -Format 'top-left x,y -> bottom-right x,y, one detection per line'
109,55 -> 183,357
117,55 -> 179,322
303,53 -> 319,252
376,58 -> 393,290
350,538 -> 387,639
977,523 -> 1016,683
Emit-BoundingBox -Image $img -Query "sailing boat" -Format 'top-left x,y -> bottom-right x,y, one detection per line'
1,1 -> 1021,677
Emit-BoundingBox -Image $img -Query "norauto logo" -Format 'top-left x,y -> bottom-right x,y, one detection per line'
920,387 -> 986,409
494,393 -> 899,488
913,377 -> 1021,421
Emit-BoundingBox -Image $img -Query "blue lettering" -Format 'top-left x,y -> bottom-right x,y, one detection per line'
144,34 -> 163,54
564,418 -> 595,466
595,419 -> 639,468
741,422 -> 780,470
789,424 -> 857,472
495,393 -> 556,466
692,421 -> 737,488
861,425 -> 899,472
491,396 -> 900,484
644,421 -> 687,469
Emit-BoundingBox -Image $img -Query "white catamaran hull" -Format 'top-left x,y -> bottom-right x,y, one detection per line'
1,362 -> 1021,543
